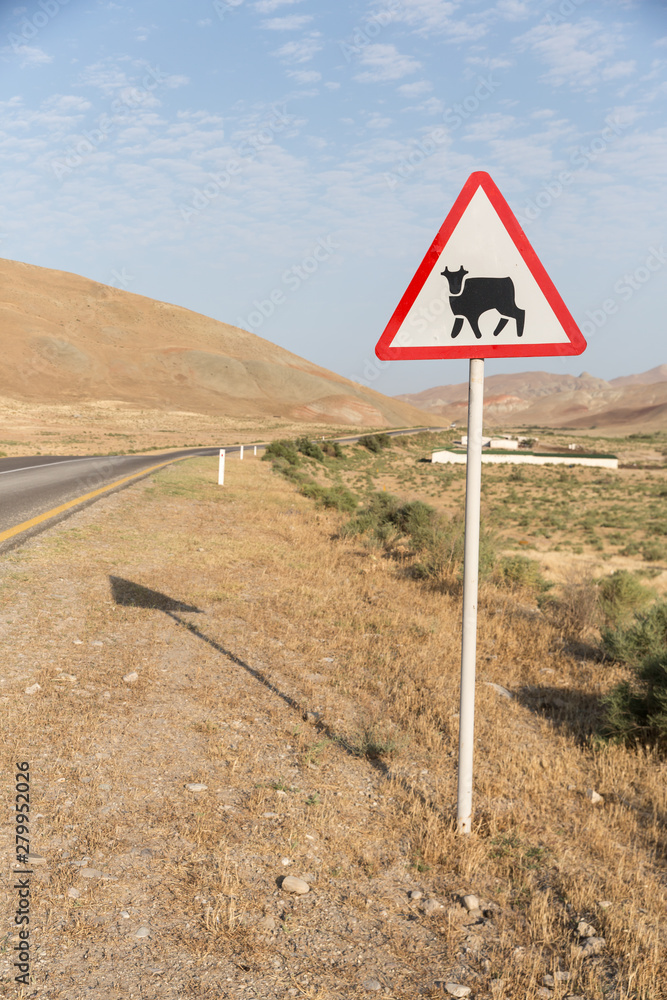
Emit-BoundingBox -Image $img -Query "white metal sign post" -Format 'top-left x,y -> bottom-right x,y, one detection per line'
218,449 -> 225,486
375,171 -> 586,834
457,357 -> 484,833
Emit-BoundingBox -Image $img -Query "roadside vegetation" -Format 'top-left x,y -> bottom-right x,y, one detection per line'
264,431 -> 667,753
1,429 -> 665,997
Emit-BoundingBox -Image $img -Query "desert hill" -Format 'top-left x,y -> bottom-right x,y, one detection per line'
396,367 -> 667,433
0,258 -> 430,428
609,364 -> 667,388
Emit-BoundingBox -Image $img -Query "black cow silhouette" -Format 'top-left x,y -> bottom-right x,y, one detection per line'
441,266 -> 525,340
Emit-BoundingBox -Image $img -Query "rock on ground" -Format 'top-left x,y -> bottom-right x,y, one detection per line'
443,984 -> 472,998
281,875 -> 309,895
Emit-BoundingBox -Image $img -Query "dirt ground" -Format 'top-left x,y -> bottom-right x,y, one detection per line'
0,451 -> 665,999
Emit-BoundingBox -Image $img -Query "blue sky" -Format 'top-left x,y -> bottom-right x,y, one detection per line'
1,0 -> 666,396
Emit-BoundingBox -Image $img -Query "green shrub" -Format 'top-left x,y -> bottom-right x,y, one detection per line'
278,461 -> 308,484
602,601 -> 667,664
341,509 -> 386,540
412,516 -> 497,584
411,517 -> 465,581
319,485 -> 358,512
597,570 -> 653,628
393,499 -> 439,549
601,651 -> 667,747
358,433 -> 391,453
299,482 -> 327,502
341,491 -> 400,541
641,541 -> 667,562
263,439 -> 301,466
341,493 -> 436,548
298,481 -> 357,512
497,555 -> 552,593
321,485 -> 358,512
342,491 -> 496,584
321,440 -> 344,459
295,436 -> 325,462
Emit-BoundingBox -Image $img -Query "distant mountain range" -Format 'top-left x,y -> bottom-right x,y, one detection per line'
0,258 -> 431,428
395,366 -> 667,432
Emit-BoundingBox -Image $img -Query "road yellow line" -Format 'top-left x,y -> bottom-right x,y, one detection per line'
0,456 -> 187,545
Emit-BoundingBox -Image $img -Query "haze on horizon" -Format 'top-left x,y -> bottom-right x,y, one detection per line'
0,0 -> 665,398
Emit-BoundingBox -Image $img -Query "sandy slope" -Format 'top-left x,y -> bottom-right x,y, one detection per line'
0,258 -> 429,428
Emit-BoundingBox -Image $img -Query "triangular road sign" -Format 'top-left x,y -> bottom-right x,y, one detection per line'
376,171 -> 587,360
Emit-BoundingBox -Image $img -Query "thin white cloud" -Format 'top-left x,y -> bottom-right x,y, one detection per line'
413,96 -> 445,116
287,69 -> 322,84
515,18 -> 632,92
261,14 -> 313,30
493,0 -> 530,20
397,80 -> 433,97
272,34 -> 322,63
462,112 -> 517,141
367,115 -> 392,129
466,55 -> 513,71
77,63 -> 132,95
5,44 -> 53,68
601,60 -> 636,81
372,0 -> 488,42
163,74 -> 191,89
354,43 -> 421,84
44,95 -> 92,113
253,0 -> 306,12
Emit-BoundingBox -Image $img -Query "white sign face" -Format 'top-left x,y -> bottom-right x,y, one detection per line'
376,172 -> 586,361
395,187 -> 570,349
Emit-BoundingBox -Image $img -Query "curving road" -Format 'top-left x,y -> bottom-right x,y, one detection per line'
0,427 -> 444,552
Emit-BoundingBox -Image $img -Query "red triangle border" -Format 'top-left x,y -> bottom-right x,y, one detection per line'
375,171 -> 587,361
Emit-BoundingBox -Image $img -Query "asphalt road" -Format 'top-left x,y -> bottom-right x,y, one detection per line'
0,427 -> 444,551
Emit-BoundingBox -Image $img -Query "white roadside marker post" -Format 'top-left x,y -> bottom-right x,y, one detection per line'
218,449 -> 225,486
240,445 -> 244,461
457,357 -> 484,834
253,445 -> 257,457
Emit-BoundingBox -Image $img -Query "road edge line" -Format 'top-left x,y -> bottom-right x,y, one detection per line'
0,456 -> 188,544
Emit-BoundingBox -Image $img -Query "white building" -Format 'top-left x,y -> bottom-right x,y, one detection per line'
489,437 -> 519,449
431,450 -> 618,470
459,435 -> 521,449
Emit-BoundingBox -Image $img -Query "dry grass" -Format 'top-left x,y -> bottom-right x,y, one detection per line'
0,450 -> 665,998
294,430 -> 667,596
0,395 -> 394,458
